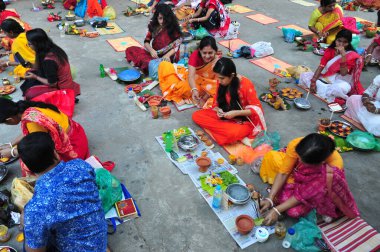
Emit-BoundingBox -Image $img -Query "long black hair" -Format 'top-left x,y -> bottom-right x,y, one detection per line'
0,19 -> 24,35
26,28 -> 68,69
213,57 -> 241,112
149,4 -> 182,40
295,133 -> 336,164
0,98 -> 60,123
0,0 -> 6,11
329,29 -> 355,51
320,0 -> 336,7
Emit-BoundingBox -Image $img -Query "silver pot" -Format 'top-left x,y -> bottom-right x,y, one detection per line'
226,183 -> 250,205
177,135 -> 199,152
294,97 -> 311,110
74,20 -> 85,27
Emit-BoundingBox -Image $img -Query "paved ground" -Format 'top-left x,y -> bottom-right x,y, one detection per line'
1,0 -> 380,251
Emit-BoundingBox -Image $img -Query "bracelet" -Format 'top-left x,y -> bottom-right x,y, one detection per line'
264,197 -> 274,207
6,61 -> 9,67
10,146 -> 17,158
273,207 -> 282,216
191,88 -> 198,93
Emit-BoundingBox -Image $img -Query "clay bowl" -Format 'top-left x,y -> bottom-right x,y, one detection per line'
159,106 -> 171,119
196,157 -> 211,173
235,215 -> 254,235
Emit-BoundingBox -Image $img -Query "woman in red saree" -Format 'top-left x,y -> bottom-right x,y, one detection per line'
260,134 -> 359,226
125,4 -> 182,74
21,28 -> 80,101
0,99 -> 89,177
300,29 -> 364,105
183,0 -> 230,38
192,57 -> 266,146
0,1 -> 19,24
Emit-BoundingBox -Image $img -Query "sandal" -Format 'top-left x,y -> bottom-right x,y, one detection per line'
313,48 -> 325,56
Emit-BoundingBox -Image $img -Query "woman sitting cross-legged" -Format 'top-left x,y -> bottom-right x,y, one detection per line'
21,28 -> 80,101
259,133 -> 359,226
300,29 -> 364,104
182,0 -> 230,38
0,99 -> 90,177
125,4 -> 183,74
192,57 -> 266,146
345,75 -> 380,137
158,36 -> 219,108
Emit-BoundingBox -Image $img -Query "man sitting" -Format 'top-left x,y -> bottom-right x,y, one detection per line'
18,132 -> 107,252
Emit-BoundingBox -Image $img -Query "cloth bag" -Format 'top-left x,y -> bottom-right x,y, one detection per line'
11,178 -> 35,211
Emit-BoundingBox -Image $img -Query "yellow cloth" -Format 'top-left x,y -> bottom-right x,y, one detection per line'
158,59 -> 218,107
308,5 -> 343,44
26,108 -> 69,133
11,32 -> 35,78
175,6 -> 195,20
259,137 -> 343,184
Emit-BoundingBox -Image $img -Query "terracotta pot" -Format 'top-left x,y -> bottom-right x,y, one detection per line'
201,151 -> 208,157
196,130 -> 204,137
150,106 -> 158,119
205,139 -> 213,147
318,118 -> 331,131
159,106 -> 171,119
235,215 -> 255,235
196,157 -> 211,173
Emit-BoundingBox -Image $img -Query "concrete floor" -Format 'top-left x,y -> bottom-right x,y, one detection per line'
1,0 -> 380,251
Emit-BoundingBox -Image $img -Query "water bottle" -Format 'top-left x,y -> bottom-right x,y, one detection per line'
212,185 -> 222,209
99,64 -> 106,78
127,87 -> 135,99
164,131 -> 174,152
282,228 -> 295,249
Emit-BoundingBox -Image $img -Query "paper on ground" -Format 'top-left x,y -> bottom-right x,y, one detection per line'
289,0 -> 316,6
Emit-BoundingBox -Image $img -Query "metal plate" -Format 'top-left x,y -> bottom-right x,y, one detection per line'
0,156 -> 18,166
177,135 -> 199,152
294,97 -> 311,110
117,69 -> 141,82
328,120 -> 353,138
0,246 -> 17,252
226,183 -> 250,205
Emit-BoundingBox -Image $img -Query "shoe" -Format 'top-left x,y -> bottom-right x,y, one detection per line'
75,98 -> 79,104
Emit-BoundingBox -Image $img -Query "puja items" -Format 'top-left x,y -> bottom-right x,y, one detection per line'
2,78 -> 10,86
159,106 -> 171,119
65,11 -> 75,21
47,12 -> 62,22
329,120 -> 353,138
0,225 -> 11,242
236,157 -> 245,166
256,227 -> 269,242
268,78 -> 281,93
318,118 -> 331,132
275,222 -> 287,239
228,154 -> 237,164
196,157 -> 211,173
150,106 -> 158,119
226,184 -> 250,205
235,215 -> 254,235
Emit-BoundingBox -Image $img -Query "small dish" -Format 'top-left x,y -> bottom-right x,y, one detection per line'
329,120 -> 353,138
177,135 -> 199,151
117,69 -> 141,82
235,215 -> 254,235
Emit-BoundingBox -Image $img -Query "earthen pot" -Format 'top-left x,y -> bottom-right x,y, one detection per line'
196,157 -> 211,173
159,106 -> 171,119
236,215 -> 255,235
318,118 -> 331,131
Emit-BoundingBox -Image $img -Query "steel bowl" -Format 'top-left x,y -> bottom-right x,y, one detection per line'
0,246 -> 17,252
0,165 -> 8,183
226,183 -> 250,205
177,135 -> 199,152
294,97 -> 311,110
65,15 -> 76,21
74,19 -> 85,27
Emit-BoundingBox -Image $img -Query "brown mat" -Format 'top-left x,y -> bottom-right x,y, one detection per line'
340,114 -> 366,132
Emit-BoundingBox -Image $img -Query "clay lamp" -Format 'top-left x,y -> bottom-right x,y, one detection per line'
196,157 -> 211,173
318,118 -> 331,132
235,215 -> 255,235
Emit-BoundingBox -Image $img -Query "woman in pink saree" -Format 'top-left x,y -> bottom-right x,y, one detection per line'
260,134 -> 359,226
125,4 -> 182,74
300,29 -> 364,105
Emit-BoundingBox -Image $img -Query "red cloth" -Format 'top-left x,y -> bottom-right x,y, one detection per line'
374,36 -> 380,45
278,163 -> 359,219
188,50 -> 204,67
125,28 -> 180,73
63,0 -> 77,10
0,10 -> 19,24
192,77 -> 266,145
200,0 -> 216,9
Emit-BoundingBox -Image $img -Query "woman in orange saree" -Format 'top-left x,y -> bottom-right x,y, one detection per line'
0,99 -> 89,177
192,58 -> 266,146
158,36 -> 219,108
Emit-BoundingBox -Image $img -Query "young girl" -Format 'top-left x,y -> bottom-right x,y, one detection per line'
192,57 -> 266,146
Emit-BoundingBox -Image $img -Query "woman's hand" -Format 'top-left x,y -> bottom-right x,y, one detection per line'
24,72 -> 37,80
214,107 -> 225,118
310,79 -> 317,93
223,110 -> 238,119
191,89 -> 200,106
263,209 -> 279,226
365,102 -> 377,113
0,147 -> 12,159
336,46 -> 346,56
150,49 -> 158,59
260,199 -> 272,214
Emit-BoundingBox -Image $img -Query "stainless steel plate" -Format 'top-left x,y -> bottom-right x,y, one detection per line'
226,183 -> 250,205
294,97 -> 311,110
177,135 -> 199,152
0,165 -> 8,182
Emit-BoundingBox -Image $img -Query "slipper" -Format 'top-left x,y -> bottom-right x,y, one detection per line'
313,48 -> 325,56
